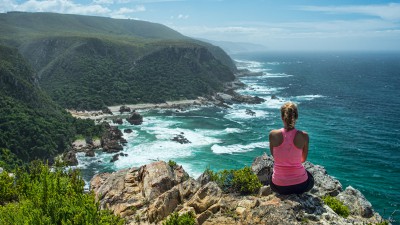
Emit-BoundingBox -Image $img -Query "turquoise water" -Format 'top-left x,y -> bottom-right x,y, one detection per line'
77,51 -> 400,223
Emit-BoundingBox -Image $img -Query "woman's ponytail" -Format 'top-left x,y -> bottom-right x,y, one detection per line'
281,102 -> 298,129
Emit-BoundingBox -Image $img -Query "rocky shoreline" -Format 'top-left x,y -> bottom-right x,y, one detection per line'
90,154 -> 386,225
67,70 -> 270,121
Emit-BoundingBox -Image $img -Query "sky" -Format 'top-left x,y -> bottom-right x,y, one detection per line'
1,0 -> 400,51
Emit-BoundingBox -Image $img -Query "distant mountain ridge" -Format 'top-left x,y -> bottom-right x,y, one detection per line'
0,12 -> 236,110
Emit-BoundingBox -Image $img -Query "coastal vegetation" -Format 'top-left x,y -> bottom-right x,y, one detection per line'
0,45 -> 104,168
0,161 -> 124,225
205,166 -> 262,194
322,195 -> 350,218
162,212 -> 196,225
0,12 -> 237,110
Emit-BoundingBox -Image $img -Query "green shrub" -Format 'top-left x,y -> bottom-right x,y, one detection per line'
207,166 -> 261,194
162,211 -> 196,225
0,161 -> 124,225
368,221 -> 389,225
232,166 -> 262,194
322,195 -> 350,218
168,160 -> 177,167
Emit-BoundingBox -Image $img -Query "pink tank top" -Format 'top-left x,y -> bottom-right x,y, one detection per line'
272,128 -> 308,186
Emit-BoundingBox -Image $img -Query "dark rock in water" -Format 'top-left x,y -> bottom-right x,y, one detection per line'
245,109 -> 256,116
110,154 -> 119,162
119,152 -> 128,157
102,107 -> 113,115
120,138 -> 128,146
171,134 -> 191,144
101,124 -> 124,153
63,150 -> 78,166
102,141 -> 123,153
271,94 -> 279,100
124,129 -> 133,133
113,118 -> 123,124
85,149 -> 95,157
119,105 -> 131,114
126,112 -> 143,125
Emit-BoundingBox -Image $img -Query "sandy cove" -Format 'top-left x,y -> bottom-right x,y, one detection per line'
67,98 -> 209,120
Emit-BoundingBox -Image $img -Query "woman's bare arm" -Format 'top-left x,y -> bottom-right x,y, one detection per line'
301,131 -> 309,163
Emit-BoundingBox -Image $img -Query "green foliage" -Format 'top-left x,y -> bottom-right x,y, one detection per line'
0,45 -> 105,166
207,166 -> 262,194
0,161 -> 124,225
162,211 -> 196,225
367,221 -> 389,225
0,170 -> 18,205
232,166 -> 262,194
1,12 -> 236,111
322,195 -> 350,218
168,160 -> 177,167
0,148 -> 22,170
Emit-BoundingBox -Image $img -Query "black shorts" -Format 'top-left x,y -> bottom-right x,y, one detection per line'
270,170 -> 314,195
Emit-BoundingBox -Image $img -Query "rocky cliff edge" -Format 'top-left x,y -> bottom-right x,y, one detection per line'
90,155 -> 385,225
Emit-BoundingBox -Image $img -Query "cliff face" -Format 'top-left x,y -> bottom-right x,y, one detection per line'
90,155 -> 383,225
0,12 -> 237,110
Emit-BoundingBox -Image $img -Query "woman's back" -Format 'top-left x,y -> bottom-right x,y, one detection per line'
271,128 -> 307,186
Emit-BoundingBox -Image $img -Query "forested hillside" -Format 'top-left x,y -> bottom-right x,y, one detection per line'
0,12 -> 237,110
0,45 -> 103,168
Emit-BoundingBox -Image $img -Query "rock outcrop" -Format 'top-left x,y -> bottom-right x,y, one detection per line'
90,156 -> 384,225
171,133 -> 191,144
101,123 -> 125,153
126,112 -> 143,125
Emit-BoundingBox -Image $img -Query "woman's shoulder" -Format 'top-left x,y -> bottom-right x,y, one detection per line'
295,130 -> 309,141
269,129 -> 282,136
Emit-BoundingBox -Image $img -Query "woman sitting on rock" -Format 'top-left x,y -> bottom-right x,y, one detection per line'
269,102 -> 314,194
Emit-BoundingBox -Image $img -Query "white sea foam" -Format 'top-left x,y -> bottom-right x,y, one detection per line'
291,95 -> 325,101
234,59 -> 268,73
224,128 -> 244,133
211,142 -> 268,154
224,109 -> 270,121
114,141 -> 193,169
261,72 -> 293,78
237,85 -> 285,96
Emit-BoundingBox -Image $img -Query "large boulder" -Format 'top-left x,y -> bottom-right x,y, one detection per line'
337,186 -> 375,218
101,125 -> 124,153
251,153 -> 274,185
304,162 -> 343,197
62,150 -> 78,166
126,112 -> 143,125
119,105 -> 131,114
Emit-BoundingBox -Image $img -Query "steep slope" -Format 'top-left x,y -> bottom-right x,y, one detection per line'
0,45 -> 101,166
0,12 -> 237,110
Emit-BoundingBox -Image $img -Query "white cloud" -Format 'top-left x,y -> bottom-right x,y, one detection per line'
115,5 -> 145,14
110,5 -> 145,18
92,0 -> 114,5
298,3 -> 400,21
177,14 -> 188,19
1,0 -> 111,15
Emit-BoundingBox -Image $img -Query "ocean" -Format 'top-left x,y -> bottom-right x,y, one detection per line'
76,51 -> 400,223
